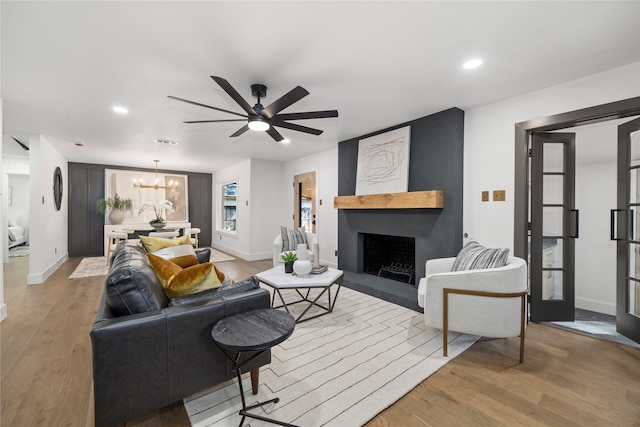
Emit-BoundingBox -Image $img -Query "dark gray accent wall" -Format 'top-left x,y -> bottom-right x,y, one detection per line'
68,163 -> 212,257
338,108 -> 464,308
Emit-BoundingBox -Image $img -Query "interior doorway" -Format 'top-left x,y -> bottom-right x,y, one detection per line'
514,96 -> 640,344
293,171 -> 316,233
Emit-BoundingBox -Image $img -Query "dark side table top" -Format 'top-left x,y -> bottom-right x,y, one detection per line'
211,308 -> 295,352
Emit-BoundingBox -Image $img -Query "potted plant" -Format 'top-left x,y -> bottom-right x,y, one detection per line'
97,193 -> 133,225
280,251 -> 298,274
139,200 -> 174,229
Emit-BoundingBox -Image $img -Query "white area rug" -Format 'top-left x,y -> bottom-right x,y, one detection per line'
209,248 -> 236,262
68,257 -> 109,279
184,286 -> 478,427
8,245 -> 29,257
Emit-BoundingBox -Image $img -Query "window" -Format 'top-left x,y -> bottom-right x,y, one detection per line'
222,182 -> 237,232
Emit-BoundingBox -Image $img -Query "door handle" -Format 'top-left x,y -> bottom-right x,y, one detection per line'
611,209 -> 622,241
570,209 -> 579,238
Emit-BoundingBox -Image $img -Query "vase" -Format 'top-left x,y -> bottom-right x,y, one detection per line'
293,259 -> 312,276
296,243 -> 308,261
150,222 -> 167,229
108,209 -> 125,225
284,262 -> 294,274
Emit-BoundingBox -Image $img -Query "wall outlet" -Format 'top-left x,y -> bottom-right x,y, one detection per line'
493,190 -> 506,201
482,191 -> 489,202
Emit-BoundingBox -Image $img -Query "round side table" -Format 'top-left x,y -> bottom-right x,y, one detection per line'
212,308 -> 296,427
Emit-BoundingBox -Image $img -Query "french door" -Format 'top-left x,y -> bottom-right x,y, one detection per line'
530,132 -> 577,321
616,117 -> 640,343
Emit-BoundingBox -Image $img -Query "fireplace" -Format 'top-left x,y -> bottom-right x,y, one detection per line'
337,108 -> 465,311
362,233 -> 416,285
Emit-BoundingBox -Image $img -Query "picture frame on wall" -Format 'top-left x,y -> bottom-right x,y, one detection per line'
355,125 -> 411,195
104,169 -> 189,223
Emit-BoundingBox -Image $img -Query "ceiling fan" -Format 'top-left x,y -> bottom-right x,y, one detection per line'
168,76 -> 339,142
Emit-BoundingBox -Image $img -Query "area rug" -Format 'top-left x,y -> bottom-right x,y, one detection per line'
209,248 -> 236,263
184,286 -> 479,427
8,245 -> 29,257
68,257 -> 109,279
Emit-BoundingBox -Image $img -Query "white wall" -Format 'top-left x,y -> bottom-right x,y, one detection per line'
211,149 -> 339,267
463,62 -> 640,250
0,99 -> 5,321
249,159 -> 284,260
27,135 -> 68,284
213,159 -> 284,261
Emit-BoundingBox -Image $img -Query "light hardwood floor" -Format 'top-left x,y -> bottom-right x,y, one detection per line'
2,253 -> 639,426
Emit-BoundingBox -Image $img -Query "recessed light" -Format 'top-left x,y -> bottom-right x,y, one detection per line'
112,105 -> 129,114
155,139 -> 179,145
463,59 -> 483,70
281,138 -> 291,144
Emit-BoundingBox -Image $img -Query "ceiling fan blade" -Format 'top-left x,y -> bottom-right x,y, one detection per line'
271,121 -> 324,136
168,95 -> 248,118
230,124 -> 250,138
262,86 -> 309,119
273,110 -> 339,121
184,119 -> 246,124
266,126 -> 285,142
211,76 -> 257,116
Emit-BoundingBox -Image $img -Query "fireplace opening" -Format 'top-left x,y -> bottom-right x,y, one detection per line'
361,233 -> 416,285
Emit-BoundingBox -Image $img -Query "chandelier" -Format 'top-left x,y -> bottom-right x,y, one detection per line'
133,160 -> 178,190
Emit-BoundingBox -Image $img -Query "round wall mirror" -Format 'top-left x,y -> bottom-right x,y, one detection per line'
53,167 -> 63,211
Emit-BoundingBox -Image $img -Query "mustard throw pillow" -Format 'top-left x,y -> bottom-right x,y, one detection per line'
148,253 -> 222,298
152,244 -> 199,268
140,234 -> 191,253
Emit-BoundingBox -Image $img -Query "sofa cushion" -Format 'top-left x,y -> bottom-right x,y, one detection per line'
281,226 -> 308,251
451,239 -> 509,271
152,244 -> 199,268
104,242 -> 170,316
148,254 -> 222,298
168,276 -> 259,307
139,234 -> 191,253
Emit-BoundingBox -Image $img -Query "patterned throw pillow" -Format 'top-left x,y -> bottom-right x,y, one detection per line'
152,244 -> 199,268
148,253 -> 222,298
451,239 -> 509,271
280,226 -> 308,251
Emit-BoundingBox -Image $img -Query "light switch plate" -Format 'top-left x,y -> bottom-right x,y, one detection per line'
493,190 -> 506,201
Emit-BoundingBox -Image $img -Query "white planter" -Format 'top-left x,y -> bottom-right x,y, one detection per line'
108,209 -> 126,225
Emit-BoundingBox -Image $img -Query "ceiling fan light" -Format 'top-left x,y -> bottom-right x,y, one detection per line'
248,119 -> 270,131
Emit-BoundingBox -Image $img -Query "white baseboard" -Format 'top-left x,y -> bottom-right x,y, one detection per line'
575,297 -> 616,316
27,253 -> 68,285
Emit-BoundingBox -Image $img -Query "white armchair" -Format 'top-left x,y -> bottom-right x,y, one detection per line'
273,232 -> 319,267
418,256 -> 528,362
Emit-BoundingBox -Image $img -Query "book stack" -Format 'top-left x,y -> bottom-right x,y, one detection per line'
310,264 -> 328,274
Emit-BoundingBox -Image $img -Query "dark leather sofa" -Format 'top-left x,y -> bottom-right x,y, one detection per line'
90,242 -> 271,427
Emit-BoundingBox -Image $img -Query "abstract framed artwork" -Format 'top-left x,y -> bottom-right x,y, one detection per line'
355,125 -> 411,195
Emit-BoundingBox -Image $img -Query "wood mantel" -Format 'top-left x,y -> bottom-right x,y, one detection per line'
334,190 -> 444,209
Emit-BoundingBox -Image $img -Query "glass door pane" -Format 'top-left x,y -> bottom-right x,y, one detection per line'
617,118 -> 640,344
530,132 -> 576,320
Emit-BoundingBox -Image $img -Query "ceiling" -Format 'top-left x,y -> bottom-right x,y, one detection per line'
2,1 -> 639,173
